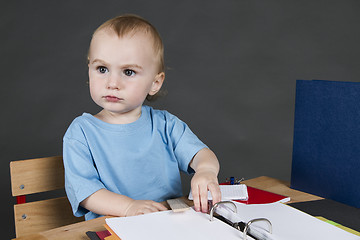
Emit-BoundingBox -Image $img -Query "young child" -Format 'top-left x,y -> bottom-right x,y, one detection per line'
63,14 -> 221,220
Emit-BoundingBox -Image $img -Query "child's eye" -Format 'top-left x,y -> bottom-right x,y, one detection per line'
124,69 -> 136,77
97,66 -> 108,74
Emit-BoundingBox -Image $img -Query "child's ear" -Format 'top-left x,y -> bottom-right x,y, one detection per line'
149,72 -> 165,95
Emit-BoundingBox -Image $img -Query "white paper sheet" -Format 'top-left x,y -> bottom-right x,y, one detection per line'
106,208 -> 252,240
216,201 -> 360,240
106,202 -> 360,240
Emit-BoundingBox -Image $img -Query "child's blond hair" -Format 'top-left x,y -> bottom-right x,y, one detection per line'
90,14 -> 164,73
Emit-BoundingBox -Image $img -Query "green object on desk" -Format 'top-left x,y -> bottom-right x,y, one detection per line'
316,217 -> 360,236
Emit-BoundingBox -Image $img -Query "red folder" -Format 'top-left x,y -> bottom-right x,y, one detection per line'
221,182 -> 290,204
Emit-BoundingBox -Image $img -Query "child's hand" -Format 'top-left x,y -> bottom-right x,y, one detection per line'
191,169 -> 221,213
125,200 -> 168,216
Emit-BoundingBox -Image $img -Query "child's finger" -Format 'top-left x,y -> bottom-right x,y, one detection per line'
144,201 -> 168,212
199,184 -> 209,212
141,202 -> 167,214
153,202 -> 169,211
191,186 -> 201,212
208,183 -> 221,204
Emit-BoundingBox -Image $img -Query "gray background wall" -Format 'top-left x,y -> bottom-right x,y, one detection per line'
2,1 -> 360,238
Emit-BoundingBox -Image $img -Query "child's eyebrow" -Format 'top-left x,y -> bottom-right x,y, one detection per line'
90,59 -> 143,70
121,64 -> 143,70
90,59 -> 108,65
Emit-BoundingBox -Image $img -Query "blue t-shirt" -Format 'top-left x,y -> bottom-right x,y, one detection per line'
63,105 -> 207,220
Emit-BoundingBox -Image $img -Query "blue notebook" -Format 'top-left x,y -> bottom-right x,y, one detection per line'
291,79 -> 360,208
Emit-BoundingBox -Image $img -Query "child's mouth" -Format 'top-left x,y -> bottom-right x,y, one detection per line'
104,95 -> 122,102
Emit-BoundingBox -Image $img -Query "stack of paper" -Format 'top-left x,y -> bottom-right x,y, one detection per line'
188,184 -> 248,201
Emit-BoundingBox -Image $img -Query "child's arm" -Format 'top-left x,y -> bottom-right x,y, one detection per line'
189,148 -> 221,213
81,189 -> 168,217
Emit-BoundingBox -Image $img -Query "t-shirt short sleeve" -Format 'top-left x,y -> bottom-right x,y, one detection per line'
163,112 -> 208,174
63,120 -> 105,217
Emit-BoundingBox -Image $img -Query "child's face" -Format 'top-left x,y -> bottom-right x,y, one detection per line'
88,29 -> 164,120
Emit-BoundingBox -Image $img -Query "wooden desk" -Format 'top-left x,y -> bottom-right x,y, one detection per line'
13,176 -> 323,240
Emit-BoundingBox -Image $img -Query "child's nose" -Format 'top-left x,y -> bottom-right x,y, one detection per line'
106,73 -> 123,90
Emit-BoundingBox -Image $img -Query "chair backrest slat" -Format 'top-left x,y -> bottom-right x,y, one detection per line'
13,196 -> 83,237
10,156 -> 64,196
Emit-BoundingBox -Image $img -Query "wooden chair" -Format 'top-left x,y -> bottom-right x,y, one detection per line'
10,156 -> 85,237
